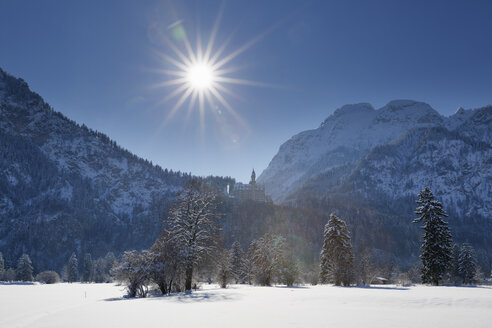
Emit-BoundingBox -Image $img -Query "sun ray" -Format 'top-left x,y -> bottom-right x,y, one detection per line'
160,69 -> 188,77
182,31 -> 197,64
204,3 -> 224,63
198,90 -> 206,132
208,31 -> 236,67
214,65 -> 246,76
209,85 -> 247,128
160,83 -> 189,103
211,32 -> 266,70
185,90 -> 198,122
161,36 -> 194,67
164,87 -> 194,123
213,76 -> 275,87
151,77 -> 188,89
212,82 -> 243,102
159,53 -> 189,72
196,33 -> 203,62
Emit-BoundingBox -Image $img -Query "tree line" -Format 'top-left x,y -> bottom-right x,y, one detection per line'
0,183 -> 485,294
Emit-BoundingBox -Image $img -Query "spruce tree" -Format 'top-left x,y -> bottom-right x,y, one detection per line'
16,254 -> 34,281
82,253 -> 93,282
319,213 -> 354,286
450,244 -> 461,284
230,241 -> 244,283
0,252 -> 4,280
68,253 -> 78,283
414,187 -> 452,286
458,243 -> 476,284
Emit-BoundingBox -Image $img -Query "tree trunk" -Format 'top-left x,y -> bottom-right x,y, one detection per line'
158,281 -> 167,295
185,266 -> 193,291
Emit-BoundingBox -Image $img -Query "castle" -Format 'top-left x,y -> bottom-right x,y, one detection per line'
226,170 -> 271,203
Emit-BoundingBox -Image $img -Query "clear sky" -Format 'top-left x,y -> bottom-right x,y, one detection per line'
1,0 -> 491,182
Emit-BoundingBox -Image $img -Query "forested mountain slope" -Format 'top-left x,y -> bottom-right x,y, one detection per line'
0,68 -> 233,271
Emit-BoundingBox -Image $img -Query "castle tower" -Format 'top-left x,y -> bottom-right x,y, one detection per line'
250,169 -> 256,185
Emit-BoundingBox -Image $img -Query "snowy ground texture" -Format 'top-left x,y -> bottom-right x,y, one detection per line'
1,283 -> 491,328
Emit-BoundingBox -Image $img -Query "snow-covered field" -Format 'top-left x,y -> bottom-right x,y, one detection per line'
1,283 -> 491,328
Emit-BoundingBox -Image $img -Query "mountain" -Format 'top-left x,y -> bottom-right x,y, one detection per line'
0,68 -> 232,271
259,100 -> 491,210
1,67 -> 490,274
259,100 -> 492,269
258,100 -> 446,202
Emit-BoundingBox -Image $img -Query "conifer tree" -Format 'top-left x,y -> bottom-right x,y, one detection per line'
82,253 -> 93,282
450,244 -> 461,284
458,243 -> 476,284
414,187 -> 452,286
0,252 -> 4,280
230,241 -> 244,283
319,213 -> 354,286
16,254 -> 34,281
67,253 -> 78,283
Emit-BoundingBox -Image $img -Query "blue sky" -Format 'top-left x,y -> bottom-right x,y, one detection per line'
1,0 -> 491,182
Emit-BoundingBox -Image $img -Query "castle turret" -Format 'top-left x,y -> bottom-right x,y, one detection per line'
250,169 -> 256,185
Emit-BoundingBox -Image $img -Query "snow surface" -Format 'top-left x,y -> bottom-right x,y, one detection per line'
1,283 -> 491,328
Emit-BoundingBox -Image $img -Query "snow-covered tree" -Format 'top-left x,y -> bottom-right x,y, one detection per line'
319,213 -> 354,286
355,248 -> 378,286
230,241 -> 244,283
458,243 -> 476,284
112,250 -> 152,298
16,254 -> 34,281
216,248 -> 232,288
278,257 -> 299,286
67,253 -> 78,283
242,244 -> 255,285
414,187 -> 452,286
35,271 -> 61,284
167,178 -> 221,291
449,244 -> 461,284
4,268 -> 16,281
82,253 -> 93,282
251,233 -> 285,286
0,252 -> 4,280
149,230 -> 182,294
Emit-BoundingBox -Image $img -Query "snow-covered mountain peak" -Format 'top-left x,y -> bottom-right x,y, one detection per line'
258,99 -> 489,202
375,99 -> 443,125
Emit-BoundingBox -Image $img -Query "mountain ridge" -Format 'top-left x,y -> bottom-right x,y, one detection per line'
0,67 -> 233,270
258,100 -> 491,204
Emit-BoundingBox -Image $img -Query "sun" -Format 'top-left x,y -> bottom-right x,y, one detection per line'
187,63 -> 214,90
152,13 -> 269,129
